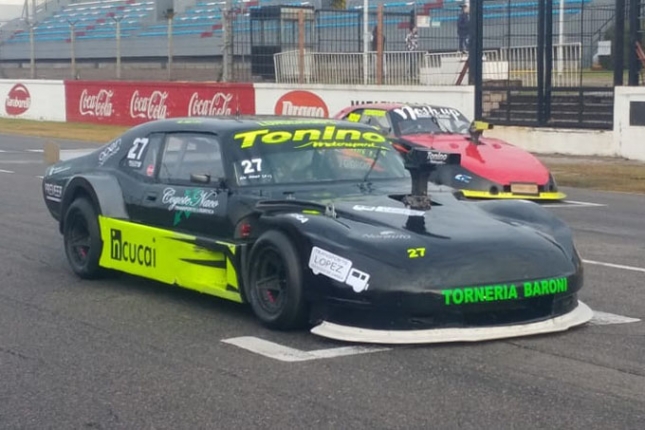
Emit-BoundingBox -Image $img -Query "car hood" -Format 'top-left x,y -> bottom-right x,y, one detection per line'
259,190 -> 577,290
400,134 -> 551,185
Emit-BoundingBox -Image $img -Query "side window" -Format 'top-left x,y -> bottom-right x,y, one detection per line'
359,109 -> 392,132
120,133 -> 163,178
158,133 -> 224,185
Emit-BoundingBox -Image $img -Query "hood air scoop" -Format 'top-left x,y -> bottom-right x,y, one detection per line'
401,147 -> 461,210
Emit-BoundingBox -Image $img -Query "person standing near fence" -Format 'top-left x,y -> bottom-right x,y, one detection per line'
405,24 -> 419,78
458,3 -> 470,54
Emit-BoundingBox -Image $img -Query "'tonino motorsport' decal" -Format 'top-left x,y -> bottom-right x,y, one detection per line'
233,126 -> 387,149
110,228 -> 157,267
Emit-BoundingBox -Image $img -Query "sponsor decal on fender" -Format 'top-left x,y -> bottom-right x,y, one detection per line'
5,83 -> 31,116
110,228 -> 157,267
308,246 -> 371,293
79,89 -> 114,117
130,90 -> 169,120
98,138 -> 121,165
44,182 -> 63,202
274,90 -> 329,117
188,92 -> 233,116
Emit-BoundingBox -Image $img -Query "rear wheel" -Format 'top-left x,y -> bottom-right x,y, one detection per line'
63,198 -> 105,279
246,231 -> 309,330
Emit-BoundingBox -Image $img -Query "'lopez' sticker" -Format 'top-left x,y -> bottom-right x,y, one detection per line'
308,246 -> 370,293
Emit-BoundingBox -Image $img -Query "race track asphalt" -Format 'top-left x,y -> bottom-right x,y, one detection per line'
1,133 -> 644,430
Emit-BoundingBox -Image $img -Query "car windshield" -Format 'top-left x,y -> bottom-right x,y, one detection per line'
227,121 -> 409,186
390,105 -> 471,135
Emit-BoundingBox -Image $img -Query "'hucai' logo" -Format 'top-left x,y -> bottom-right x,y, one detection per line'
110,229 -> 156,267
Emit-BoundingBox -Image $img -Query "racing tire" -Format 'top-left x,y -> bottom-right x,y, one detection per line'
63,198 -> 105,280
246,230 -> 309,330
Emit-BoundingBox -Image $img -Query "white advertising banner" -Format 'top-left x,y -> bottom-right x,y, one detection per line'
0,79 -> 66,122
254,83 -> 475,121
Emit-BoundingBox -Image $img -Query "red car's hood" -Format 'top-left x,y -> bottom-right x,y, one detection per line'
401,134 -> 550,185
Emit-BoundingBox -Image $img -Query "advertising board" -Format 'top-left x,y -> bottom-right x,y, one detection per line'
255,83 -> 475,120
0,80 -> 66,121
65,81 -> 256,126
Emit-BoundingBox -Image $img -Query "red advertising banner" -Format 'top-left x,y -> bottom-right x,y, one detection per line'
64,80 -> 256,126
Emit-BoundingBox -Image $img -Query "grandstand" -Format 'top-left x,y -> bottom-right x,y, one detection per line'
1,0 -> 607,49
0,0 -> 617,84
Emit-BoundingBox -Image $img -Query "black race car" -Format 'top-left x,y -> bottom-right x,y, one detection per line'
42,116 -> 592,344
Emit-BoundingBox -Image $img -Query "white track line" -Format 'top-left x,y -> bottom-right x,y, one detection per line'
583,259 -> 645,274
0,169 -> 14,174
222,336 -> 390,362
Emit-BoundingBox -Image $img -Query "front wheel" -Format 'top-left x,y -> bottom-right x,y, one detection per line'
246,231 -> 309,330
63,198 -> 105,279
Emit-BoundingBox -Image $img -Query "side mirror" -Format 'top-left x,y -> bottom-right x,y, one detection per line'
468,120 -> 493,144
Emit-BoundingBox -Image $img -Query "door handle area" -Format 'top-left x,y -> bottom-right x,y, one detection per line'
145,192 -> 157,202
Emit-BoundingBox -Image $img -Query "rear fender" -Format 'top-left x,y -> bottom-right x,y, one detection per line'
59,174 -> 128,233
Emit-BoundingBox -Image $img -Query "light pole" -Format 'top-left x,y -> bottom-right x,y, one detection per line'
111,15 -> 123,79
68,19 -> 78,79
557,0 -> 564,75
29,20 -> 35,79
167,11 -> 175,80
222,0 -> 234,82
363,0 -> 369,84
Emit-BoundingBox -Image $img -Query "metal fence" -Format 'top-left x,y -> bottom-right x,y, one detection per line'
1,0 -> 644,130
269,43 -> 582,87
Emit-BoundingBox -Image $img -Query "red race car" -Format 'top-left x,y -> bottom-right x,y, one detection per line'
335,103 -> 565,201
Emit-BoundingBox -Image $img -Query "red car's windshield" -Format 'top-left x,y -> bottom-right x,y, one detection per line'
390,106 -> 471,135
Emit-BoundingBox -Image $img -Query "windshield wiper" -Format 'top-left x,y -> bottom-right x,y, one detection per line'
361,147 -> 383,187
430,116 -> 450,134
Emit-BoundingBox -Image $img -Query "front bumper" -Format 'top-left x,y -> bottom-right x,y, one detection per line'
311,300 -> 592,344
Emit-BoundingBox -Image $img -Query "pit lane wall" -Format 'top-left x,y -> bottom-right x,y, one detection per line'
0,79 -> 643,162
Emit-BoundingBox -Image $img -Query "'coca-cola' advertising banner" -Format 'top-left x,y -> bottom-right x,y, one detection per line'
0,79 -> 67,121
65,81 -> 256,126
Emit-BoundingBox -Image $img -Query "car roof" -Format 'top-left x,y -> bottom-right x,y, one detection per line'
129,115 -> 369,135
352,103 -> 462,113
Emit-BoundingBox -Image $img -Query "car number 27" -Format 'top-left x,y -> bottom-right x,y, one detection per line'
407,247 -> 426,258
241,158 -> 262,174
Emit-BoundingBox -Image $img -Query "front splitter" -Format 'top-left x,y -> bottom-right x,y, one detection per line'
461,190 -> 567,201
310,301 -> 593,344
